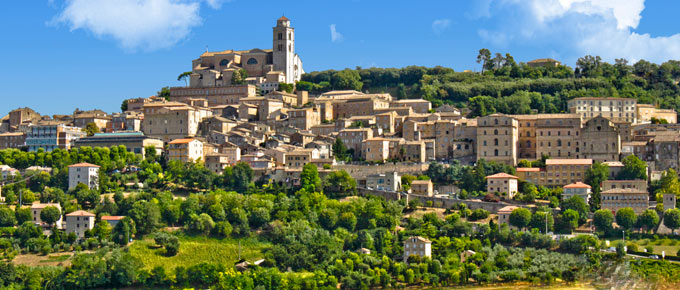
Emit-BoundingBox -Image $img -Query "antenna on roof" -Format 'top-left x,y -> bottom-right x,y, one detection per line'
205,45 -> 209,53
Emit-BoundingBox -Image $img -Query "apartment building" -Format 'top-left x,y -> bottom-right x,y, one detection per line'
333,97 -> 390,119
26,122 -> 86,152
515,159 -> 592,187
568,97 -> 637,123
476,114 -> 518,165
168,138 -> 204,163
366,172 -> 401,191
284,148 -> 320,168
362,138 -> 390,162
535,114 -> 582,158
601,187 -> 649,214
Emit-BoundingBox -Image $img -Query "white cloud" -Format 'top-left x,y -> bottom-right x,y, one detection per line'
52,0 -> 225,51
431,19 -> 451,34
204,0 -> 228,9
478,0 -> 680,63
330,24 -> 344,43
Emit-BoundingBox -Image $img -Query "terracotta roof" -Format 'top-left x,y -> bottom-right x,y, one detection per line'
66,210 -> 95,217
411,180 -> 432,184
601,188 -> 648,194
498,205 -> 519,213
564,182 -> 591,189
30,203 -> 60,209
516,167 -> 542,172
407,236 -> 432,243
101,216 -> 125,221
486,173 -> 519,179
168,138 -> 197,144
545,159 -> 593,165
278,16 -> 289,21
68,162 -> 100,168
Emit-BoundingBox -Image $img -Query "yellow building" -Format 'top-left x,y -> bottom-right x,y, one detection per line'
362,138 -> 390,162
476,114 -> 518,165
410,180 -> 433,196
567,97 -> 637,123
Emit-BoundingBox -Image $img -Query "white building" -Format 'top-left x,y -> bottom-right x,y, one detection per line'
68,163 -> 100,190
0,165 -> 18,180
562,182 -> 592,203
403,236 -> 432,263
168,138 -> 205,163
30,203 -> 63,229
64,210 -> 95,238
366,172 -> 401,192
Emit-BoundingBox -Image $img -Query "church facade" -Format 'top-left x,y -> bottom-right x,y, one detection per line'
190,16 -> 304,88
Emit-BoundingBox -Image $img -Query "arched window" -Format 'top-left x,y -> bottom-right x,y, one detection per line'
494,138 -> 498,146
494,129 -> 498,135
557,139 -> 562,146
494,149 -> 499,156
246,58 -> 258,65
494,119 -> 499,125
219,59 -> 230,66
527,141 -> 531,147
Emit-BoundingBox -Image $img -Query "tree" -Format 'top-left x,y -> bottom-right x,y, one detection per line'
561,196 -> 589,225
558,209 -> 579,234
530,211 -> 554,233
664,209 -> 680,234
39,206 -> 61,227
177,71 -> 192,86
300,163 -> 322,192
637,209 -> 659,233
476,48 -> 492,73
593,209 -> 614,234
121,99 -> 128,112
231,69 -> 248,85
278,82 -> 295,93
157,87 -> 171,100
323,170 -> 357,198
154,232 -> 180,256
112,217 -> 136,245
84,122 -> 100,137
615,208 -> 637,231
0,207 -> 16,227
331,69 -> 363,91
585,162 -> 609,211
332,138 -> 351,161
509,208 -> 532,230
227,162 -> 253,192
618,155 -> 647,180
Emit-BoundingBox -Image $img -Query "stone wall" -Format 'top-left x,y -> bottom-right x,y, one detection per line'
335,163 -> 429,178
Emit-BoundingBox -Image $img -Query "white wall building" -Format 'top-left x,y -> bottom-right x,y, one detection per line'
64,210 -> 95,239
68,163 -> 100,190
30,203 -> 63,229
403,236 -> 432,263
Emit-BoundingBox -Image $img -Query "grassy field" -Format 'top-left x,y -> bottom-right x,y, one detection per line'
129,234 -> 270,271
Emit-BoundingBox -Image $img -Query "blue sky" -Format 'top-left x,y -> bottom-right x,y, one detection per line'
2,0 -> 680,115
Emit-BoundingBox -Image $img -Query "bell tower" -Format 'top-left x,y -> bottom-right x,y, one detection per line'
273,16 -> 295,84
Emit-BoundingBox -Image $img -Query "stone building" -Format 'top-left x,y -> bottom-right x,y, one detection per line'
288,107 -> 321,130
30,203 -> 63,229
68,163 -> 100,190
142,102 -> 212,142
64,210 -> 95,239
403,236 -> 432,263
410,180 -> 433,196
333,97 -> 390,119
535,114 -> 582,158
366,172 -> 401,192
663,193 -> 677,211
568,97 -> 637,123
580,116 -> 621,162
362,138 -> 390,162
497,205 -> 519,228
486,173 -> 519,199
0,132 -> 25,149
476,114 -> 518,165
338,128 -> 373,158
636,104 -> 677,124
515,159 -> 592,187
390,99 -> 432,114
601,188 -> 649,214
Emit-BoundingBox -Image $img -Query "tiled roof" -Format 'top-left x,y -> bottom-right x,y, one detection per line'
516,167 -> 542,172
168,138 -> 197,144
68,162 -> 100,168
563,182 -> 591,189
66,210 -> 95,217
545,159 -> 593,165
486,173 -> 519,179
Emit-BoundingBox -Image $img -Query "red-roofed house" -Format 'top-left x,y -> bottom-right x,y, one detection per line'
486,173 -> 519,199
65,210 -> 95,238
563,182 -> 592,203
68,163 -> 100,190
101,216 -> 126,227
497,205 -> 519,228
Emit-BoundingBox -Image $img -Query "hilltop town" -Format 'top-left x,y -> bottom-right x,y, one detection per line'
1,16 -> 680,289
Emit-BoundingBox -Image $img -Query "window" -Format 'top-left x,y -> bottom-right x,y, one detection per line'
219,59 -> 229,66
494,149 -> 499,156
278,33 -> 283,40
246,58 -> 258,65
